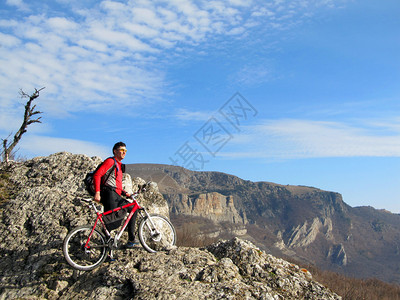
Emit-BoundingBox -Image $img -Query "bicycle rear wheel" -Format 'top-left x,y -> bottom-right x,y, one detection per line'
63,225 -> 108,271
138,214 -> 176,253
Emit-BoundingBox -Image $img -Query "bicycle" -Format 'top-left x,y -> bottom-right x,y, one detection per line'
63,183 -> 176,271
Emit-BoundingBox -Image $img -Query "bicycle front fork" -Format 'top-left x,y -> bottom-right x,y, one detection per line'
142,211 -> 161,240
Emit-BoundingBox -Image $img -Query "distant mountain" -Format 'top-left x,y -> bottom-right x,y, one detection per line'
126,163 -> 400,284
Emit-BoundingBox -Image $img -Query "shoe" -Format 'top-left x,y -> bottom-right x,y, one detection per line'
126,241 -> 139,248
107,255 -> 116,262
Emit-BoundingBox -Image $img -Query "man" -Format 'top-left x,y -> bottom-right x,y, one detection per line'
93,142 -> 138,248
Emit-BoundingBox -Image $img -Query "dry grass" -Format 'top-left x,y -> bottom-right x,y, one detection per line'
175,221 -> 217,247
309,266 -> 400,300
0,169 -> 12,207
175,218 -> 400,299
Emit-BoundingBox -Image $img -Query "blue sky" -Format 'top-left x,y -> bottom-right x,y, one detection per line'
1,0 -> 400,213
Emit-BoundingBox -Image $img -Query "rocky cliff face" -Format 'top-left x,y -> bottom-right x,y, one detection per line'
166,192 -> 247,225
0,153 -> 341,299
126,163 -> 400,284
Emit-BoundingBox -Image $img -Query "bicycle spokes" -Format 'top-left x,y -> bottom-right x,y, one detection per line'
138,214 -> 176,253
63,226 -> 108,271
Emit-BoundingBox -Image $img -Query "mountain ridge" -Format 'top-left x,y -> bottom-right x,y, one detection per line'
126,163 -> 400,284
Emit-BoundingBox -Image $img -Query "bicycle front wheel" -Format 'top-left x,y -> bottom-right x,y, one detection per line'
63,225 -> 108,271
138,214 -> 176,253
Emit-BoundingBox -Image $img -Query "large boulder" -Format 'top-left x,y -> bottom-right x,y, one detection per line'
0,153 -> 340,299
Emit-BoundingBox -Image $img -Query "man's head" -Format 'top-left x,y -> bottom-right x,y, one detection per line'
113,141 -> 127,161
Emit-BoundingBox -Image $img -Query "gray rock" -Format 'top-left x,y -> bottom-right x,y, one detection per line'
0,153 -> 341,299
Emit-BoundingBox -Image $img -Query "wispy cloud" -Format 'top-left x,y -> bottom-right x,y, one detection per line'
5,0 -> 29,11
223,118 -> 400,159
231,61 -> 277,86
20,135 -> 109,158
0,0 -> 348,123
174,108 -> 214,121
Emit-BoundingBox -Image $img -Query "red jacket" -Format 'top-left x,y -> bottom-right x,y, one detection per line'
93,157 -> 126,195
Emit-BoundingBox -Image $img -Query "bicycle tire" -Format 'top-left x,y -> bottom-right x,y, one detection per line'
63,225 -> 108,271
138,214 -> 176,253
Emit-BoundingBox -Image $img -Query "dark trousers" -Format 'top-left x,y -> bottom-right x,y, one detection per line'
100,187 -> 137,241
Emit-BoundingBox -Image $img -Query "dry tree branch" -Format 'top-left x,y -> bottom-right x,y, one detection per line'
1,87 -> 45,163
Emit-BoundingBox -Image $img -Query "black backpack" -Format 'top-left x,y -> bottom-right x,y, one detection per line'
84,158 -> 117,196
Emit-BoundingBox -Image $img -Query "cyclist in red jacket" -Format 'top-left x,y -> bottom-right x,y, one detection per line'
93,142 -> 137,248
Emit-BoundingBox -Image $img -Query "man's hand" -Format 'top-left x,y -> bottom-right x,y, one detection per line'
94,191 -> 101,203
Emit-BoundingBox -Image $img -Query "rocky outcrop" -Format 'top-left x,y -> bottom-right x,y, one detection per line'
166,192 -> 247,224
327,244 -> 347,266
0,153 -> 341,299
285,217 -> 334,248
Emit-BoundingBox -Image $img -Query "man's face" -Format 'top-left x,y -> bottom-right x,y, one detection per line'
114,146 -> 127,161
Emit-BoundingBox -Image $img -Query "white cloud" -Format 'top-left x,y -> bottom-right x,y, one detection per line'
20,135 -> 109,158
232,62 -> 275,86
89,26 -> 154,52
0,112 -> 25,134
0,0 -> 349,122
77,39 -> 109,52
6,0 -> 29,11
123,23 -> 159,39
223,118 -> 400,159
174,108 -> 214,121
229,0 -> 252,7
46,17 -> 79,32
0,32 -> 21,47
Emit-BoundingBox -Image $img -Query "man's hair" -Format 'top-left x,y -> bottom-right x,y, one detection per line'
112,141 -> 126,153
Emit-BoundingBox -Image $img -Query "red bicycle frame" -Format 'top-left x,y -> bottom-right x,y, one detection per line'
84,199 -> 142,250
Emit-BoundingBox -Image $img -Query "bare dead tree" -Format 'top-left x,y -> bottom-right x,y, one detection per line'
1,87 -> 45,163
